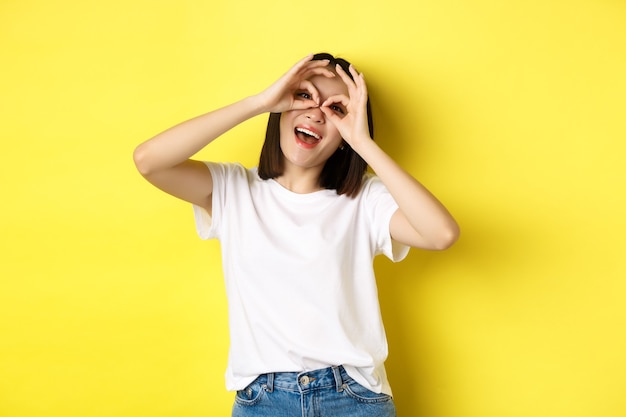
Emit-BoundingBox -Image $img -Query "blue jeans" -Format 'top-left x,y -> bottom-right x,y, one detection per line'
231,365 -> 396,417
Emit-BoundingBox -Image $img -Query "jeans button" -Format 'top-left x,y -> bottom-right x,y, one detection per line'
300,375 -> 310,385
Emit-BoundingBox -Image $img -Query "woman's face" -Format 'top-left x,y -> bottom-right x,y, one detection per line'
278,71 -> 348,173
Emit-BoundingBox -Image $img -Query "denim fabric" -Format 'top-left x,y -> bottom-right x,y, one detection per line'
231,366 -> 396,417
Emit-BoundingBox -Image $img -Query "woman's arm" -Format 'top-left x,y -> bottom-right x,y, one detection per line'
354,140 -> 459,250
133,97 -> 266,212
133,55 -> 334,213
321,65 -> 460,250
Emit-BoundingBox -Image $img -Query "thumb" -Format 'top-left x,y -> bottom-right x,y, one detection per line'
291,99 -> 319,111
320,106 -> 345,136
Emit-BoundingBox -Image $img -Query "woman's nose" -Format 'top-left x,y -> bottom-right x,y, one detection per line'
305,106 -> 324,123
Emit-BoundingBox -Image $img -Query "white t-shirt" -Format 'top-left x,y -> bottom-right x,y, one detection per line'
193,162 -> 409,395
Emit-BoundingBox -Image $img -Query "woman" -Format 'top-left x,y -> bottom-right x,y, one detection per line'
133,52 -> 459,417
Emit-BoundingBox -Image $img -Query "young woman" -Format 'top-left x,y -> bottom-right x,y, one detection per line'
133,52 -> 459,417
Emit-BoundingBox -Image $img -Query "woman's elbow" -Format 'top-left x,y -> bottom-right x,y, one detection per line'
431,223 -> 460,251
133,144 -> 153,176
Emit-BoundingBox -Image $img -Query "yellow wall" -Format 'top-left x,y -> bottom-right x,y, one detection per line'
2,0 -> 625,416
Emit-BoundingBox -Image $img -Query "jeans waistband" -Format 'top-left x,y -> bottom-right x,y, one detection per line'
259,365 -> 351,393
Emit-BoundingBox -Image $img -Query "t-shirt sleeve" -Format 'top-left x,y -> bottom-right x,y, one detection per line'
192,161 -> 227,240
363,175 -> 410,262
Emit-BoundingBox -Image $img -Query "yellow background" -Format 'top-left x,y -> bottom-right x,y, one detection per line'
2,0 -> 625,416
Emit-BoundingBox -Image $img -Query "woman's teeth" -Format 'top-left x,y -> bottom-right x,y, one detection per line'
295,127 -> 321,140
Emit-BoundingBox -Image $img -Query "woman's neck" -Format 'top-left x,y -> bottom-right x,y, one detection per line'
275,166 -> 323,194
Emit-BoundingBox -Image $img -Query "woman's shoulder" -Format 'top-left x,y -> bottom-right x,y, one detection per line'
354,173 -> 396,206
359,172 -> 385,192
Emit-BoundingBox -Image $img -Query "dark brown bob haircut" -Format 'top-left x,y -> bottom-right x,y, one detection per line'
258,52 -> 374,198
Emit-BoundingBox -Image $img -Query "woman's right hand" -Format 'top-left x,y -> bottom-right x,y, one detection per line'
254,55 -> 335,114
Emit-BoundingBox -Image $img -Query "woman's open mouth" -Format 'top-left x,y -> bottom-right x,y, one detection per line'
294,127 -> 322,148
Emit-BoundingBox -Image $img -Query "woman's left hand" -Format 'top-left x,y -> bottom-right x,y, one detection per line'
320,64 -> 372,150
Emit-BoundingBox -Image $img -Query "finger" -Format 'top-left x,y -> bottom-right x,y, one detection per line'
297,54 -> 315,65
298,58 -> 331,75
335,64 -> 357,89
269,55 -> 316,94
320,105 -> 342,127
321,95 -> 350,124
297,59 -> 335,81
322,94 -> 350,110
337,64 -> 368,103
291,99 -> 317,111
348,64 -> 361,80
335,65 -> 360,99
303,66 -> 336,79
285,56 -> 327,82
286,54 -> 315,76
355,73 -> 368,101
289,80 -> 320,110
299,79 -> 321,105
349,66 -> 368,99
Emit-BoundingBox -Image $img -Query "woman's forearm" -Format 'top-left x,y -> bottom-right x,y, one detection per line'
133,95 -> 265,176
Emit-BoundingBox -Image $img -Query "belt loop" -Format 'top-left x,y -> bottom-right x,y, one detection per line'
266,372 -> 274,392
332,366 -> 344,392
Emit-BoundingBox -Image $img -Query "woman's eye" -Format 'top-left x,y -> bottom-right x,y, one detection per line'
297,92 -> 312,100
331,105 -> 345,114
